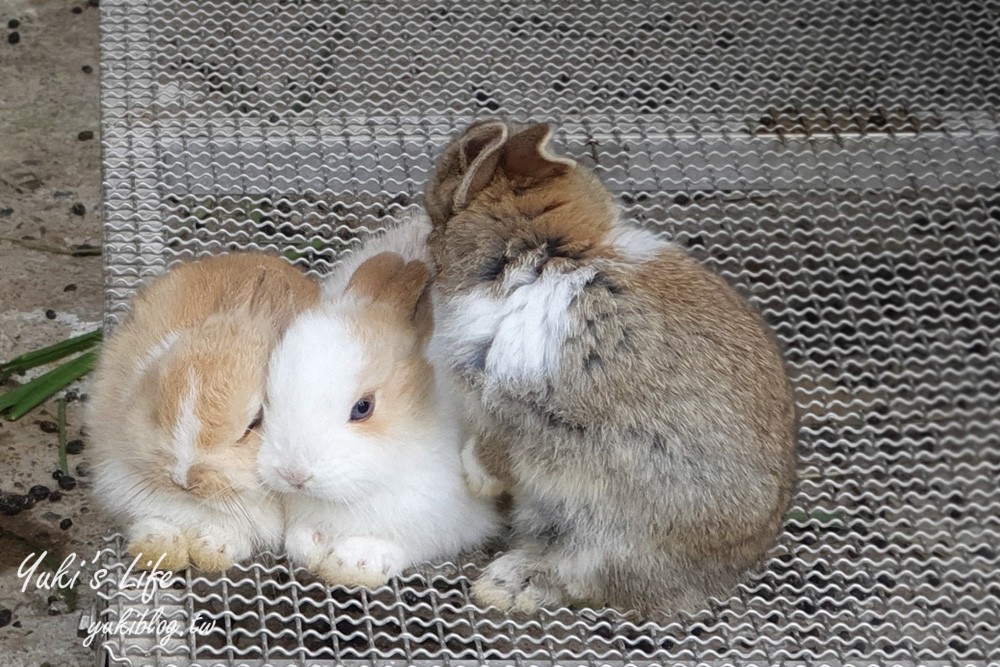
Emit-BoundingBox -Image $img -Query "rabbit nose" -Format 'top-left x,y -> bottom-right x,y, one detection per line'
278,468 -> 312,489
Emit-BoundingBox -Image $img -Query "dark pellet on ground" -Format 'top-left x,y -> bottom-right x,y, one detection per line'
52,469 -> 63,480
45,308 -> 56,320
66,439 -> 85,454
88,0 -> 99,5
63,283 -> 77,292
64,389 -> 79,401
59,518 -> 72,530
0,497 -> 21,516
28,485 -> 50,501
7,18 -> 18,28
58,475 -> 77,490
0,608 -> 11,628
71,6 -> 83,13
77,130 -> 94,141
49,491 -> 62,502
17,494 -> 35,510
71,203 -> 86,216
38,419 -> 58,432
81,65 -> 93,74
7,31 -> 19,45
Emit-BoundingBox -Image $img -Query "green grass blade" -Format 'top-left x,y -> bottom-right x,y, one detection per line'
1,352 -> 98,421
0,377 -> 38,413
0,329 -> 102,381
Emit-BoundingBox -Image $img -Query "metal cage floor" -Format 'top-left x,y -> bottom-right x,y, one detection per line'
96,0 -> 1000,665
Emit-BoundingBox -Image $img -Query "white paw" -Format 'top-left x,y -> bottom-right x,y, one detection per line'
462,437 -> 506,498
316,536 -> 408,588
284,523 -> 331,570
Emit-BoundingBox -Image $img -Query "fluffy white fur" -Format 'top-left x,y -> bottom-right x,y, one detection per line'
93,393 -> 283,571
611,225 -> 671,263
169,374 -> 199,489
434,265 -> 596,385
259,220 -> 498,586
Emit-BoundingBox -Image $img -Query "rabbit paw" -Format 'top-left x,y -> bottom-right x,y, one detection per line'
472,551 -> 562,613
187,527 -> 251,573
315,536 -> 407,588
127,520 -> 191,572
462,436 -> 506,497
285,524 -> 331,570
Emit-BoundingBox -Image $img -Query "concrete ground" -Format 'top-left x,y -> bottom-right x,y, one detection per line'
0,0 -> 114,665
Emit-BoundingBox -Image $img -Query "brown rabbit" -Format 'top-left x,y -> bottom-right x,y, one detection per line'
424,120 -> 797,615
87,253 -> 319,571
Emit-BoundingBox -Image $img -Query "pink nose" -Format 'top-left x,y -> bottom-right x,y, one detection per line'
278,468 -> 312,489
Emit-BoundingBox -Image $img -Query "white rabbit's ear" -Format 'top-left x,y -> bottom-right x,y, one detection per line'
453,121 -> 509,210
346,251 -> 432,340
502,123 -> 576,179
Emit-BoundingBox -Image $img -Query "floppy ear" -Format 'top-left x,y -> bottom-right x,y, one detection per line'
501,123 -> 576,179
228,263 -> 270,311
347,252 -> 432,338
453,121 -> 509,210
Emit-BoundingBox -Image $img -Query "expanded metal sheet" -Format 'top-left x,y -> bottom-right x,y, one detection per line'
97,0 -> 1000,665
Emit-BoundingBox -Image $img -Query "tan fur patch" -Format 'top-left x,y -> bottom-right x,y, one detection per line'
91,252 -> 320,497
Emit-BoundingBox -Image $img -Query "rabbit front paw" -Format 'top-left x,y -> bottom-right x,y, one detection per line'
462,436 -> 506,497
315,536 -> 407,588
285,524 -> 331,571
127,519 -> 192,572
187,526 -> 252,573
472,550 -> 562,613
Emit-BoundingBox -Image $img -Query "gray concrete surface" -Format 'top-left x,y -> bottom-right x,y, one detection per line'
1,0 -> 114,665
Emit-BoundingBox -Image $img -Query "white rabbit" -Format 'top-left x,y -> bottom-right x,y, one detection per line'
258,220 -> 499,586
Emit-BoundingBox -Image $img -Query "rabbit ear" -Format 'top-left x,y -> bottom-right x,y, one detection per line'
453,121 -> 509,210
501,123 -> 576,179
347,252 -> 433,338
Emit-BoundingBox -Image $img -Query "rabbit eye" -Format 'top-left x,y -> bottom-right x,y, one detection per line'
349,396 -> 375,422
242,408 -> 263,440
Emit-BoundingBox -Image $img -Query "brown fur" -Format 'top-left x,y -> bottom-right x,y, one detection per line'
87,253 -> 319,570
425,121 -> 797,615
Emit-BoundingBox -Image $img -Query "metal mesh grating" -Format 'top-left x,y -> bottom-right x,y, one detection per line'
96,0 -> 1000,665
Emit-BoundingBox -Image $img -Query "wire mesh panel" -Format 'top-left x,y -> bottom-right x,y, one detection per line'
97,0 -> 1000,665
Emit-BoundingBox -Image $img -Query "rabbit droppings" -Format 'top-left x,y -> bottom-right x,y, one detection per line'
424,121 -> 797,615
87,253 -> 320,571
258,221 -> 499,587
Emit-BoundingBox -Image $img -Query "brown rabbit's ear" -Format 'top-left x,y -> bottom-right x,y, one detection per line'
453,121 -> 510,210
501,123 -> 576,179
347,252 -> 433,338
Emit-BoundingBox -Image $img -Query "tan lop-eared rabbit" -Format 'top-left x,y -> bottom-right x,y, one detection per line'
87,253 -> 319,571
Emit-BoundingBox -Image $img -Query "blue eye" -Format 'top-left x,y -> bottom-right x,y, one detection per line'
350,396 -> 374,422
